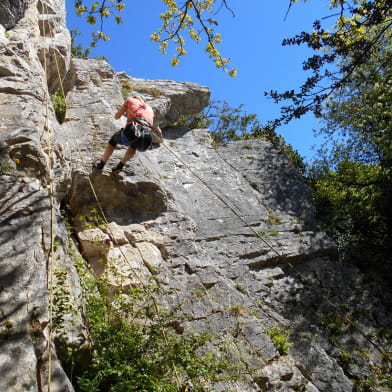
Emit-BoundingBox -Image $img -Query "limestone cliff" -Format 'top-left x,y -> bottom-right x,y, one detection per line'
0,1 -> 391,392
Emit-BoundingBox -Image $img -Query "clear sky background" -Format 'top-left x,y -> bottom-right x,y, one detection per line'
65,0 -> 334,162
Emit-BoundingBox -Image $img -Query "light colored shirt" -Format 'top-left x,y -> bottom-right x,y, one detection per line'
114,97 -> 155,126
125,97 -> 154,126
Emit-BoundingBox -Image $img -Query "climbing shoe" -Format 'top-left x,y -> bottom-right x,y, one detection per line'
111,161 -> 124,173
93,160 -> 105,170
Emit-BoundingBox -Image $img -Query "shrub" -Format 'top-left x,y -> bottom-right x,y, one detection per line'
51,90 -> 69,124
73,255 -> 241,392
266,326 -> 292,355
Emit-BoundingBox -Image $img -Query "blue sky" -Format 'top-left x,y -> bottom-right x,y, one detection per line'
66,0 -> 334,161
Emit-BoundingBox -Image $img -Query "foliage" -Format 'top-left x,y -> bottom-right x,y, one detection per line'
306,159 -> 391,273
70,28 -> 91,58
174,100 -> 305,174
267,212 -> 282,225
304,26 -> 392,275
72,253 -> 241,392
268,0 -> 392,126
151,0 -> 236,76
315,26 -> 392,170
228,304 -> 249,316
257,229 -> 280,238
317,311 -> 348,336
71,0 -> 236,75
172,112 -> 213,130
234,283 -> 246,293
51,90 -> 69,124
0,320 -> 14,340
265,326 -> 292,355
73,0 -> 124,46
207,100 -> 261,143
0,164 -> 13,175
52,269 -> 74,334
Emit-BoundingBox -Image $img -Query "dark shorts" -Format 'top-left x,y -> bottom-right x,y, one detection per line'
109,122 -> 152,152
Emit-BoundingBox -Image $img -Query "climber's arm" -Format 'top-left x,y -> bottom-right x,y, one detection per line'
114,102 -> 127,119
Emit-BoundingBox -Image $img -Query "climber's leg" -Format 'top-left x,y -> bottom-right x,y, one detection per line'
112,147 -> 136,173
94,131 -> 121,170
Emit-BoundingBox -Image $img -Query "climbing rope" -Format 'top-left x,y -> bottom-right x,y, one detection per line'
160,139 -> 392,362
40,6 -> 56,391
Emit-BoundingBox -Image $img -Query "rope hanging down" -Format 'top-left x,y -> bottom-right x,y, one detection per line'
40,7 -> 56,390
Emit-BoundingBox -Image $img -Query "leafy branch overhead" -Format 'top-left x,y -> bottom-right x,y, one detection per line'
268,0 -> 392,126
73,0 -> 125,45
72,0 -> 237,76
72,0 -> 391,118
150,0 -> 236,76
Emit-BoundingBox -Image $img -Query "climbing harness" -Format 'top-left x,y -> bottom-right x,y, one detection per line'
122,121 -> 153,151
129,117 -> 152,128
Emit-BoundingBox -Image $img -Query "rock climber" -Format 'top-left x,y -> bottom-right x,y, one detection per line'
94,93 -> 154,173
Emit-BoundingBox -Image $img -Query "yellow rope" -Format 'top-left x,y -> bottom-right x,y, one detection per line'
40,6 -> 55,391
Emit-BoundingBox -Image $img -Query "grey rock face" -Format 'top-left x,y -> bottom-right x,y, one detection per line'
0,0 -> 78,391
36,0 -> 71,93
0,0 -> 29,29
0,0 -> 391,391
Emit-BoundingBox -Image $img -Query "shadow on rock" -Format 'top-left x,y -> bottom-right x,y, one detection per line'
67,170 -> 168,224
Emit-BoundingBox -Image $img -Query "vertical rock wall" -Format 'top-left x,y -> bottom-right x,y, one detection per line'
0,0 -> 77,391
0,0 -> 391,391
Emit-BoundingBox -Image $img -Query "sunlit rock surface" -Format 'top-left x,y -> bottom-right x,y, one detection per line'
0,0 -> 391,391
